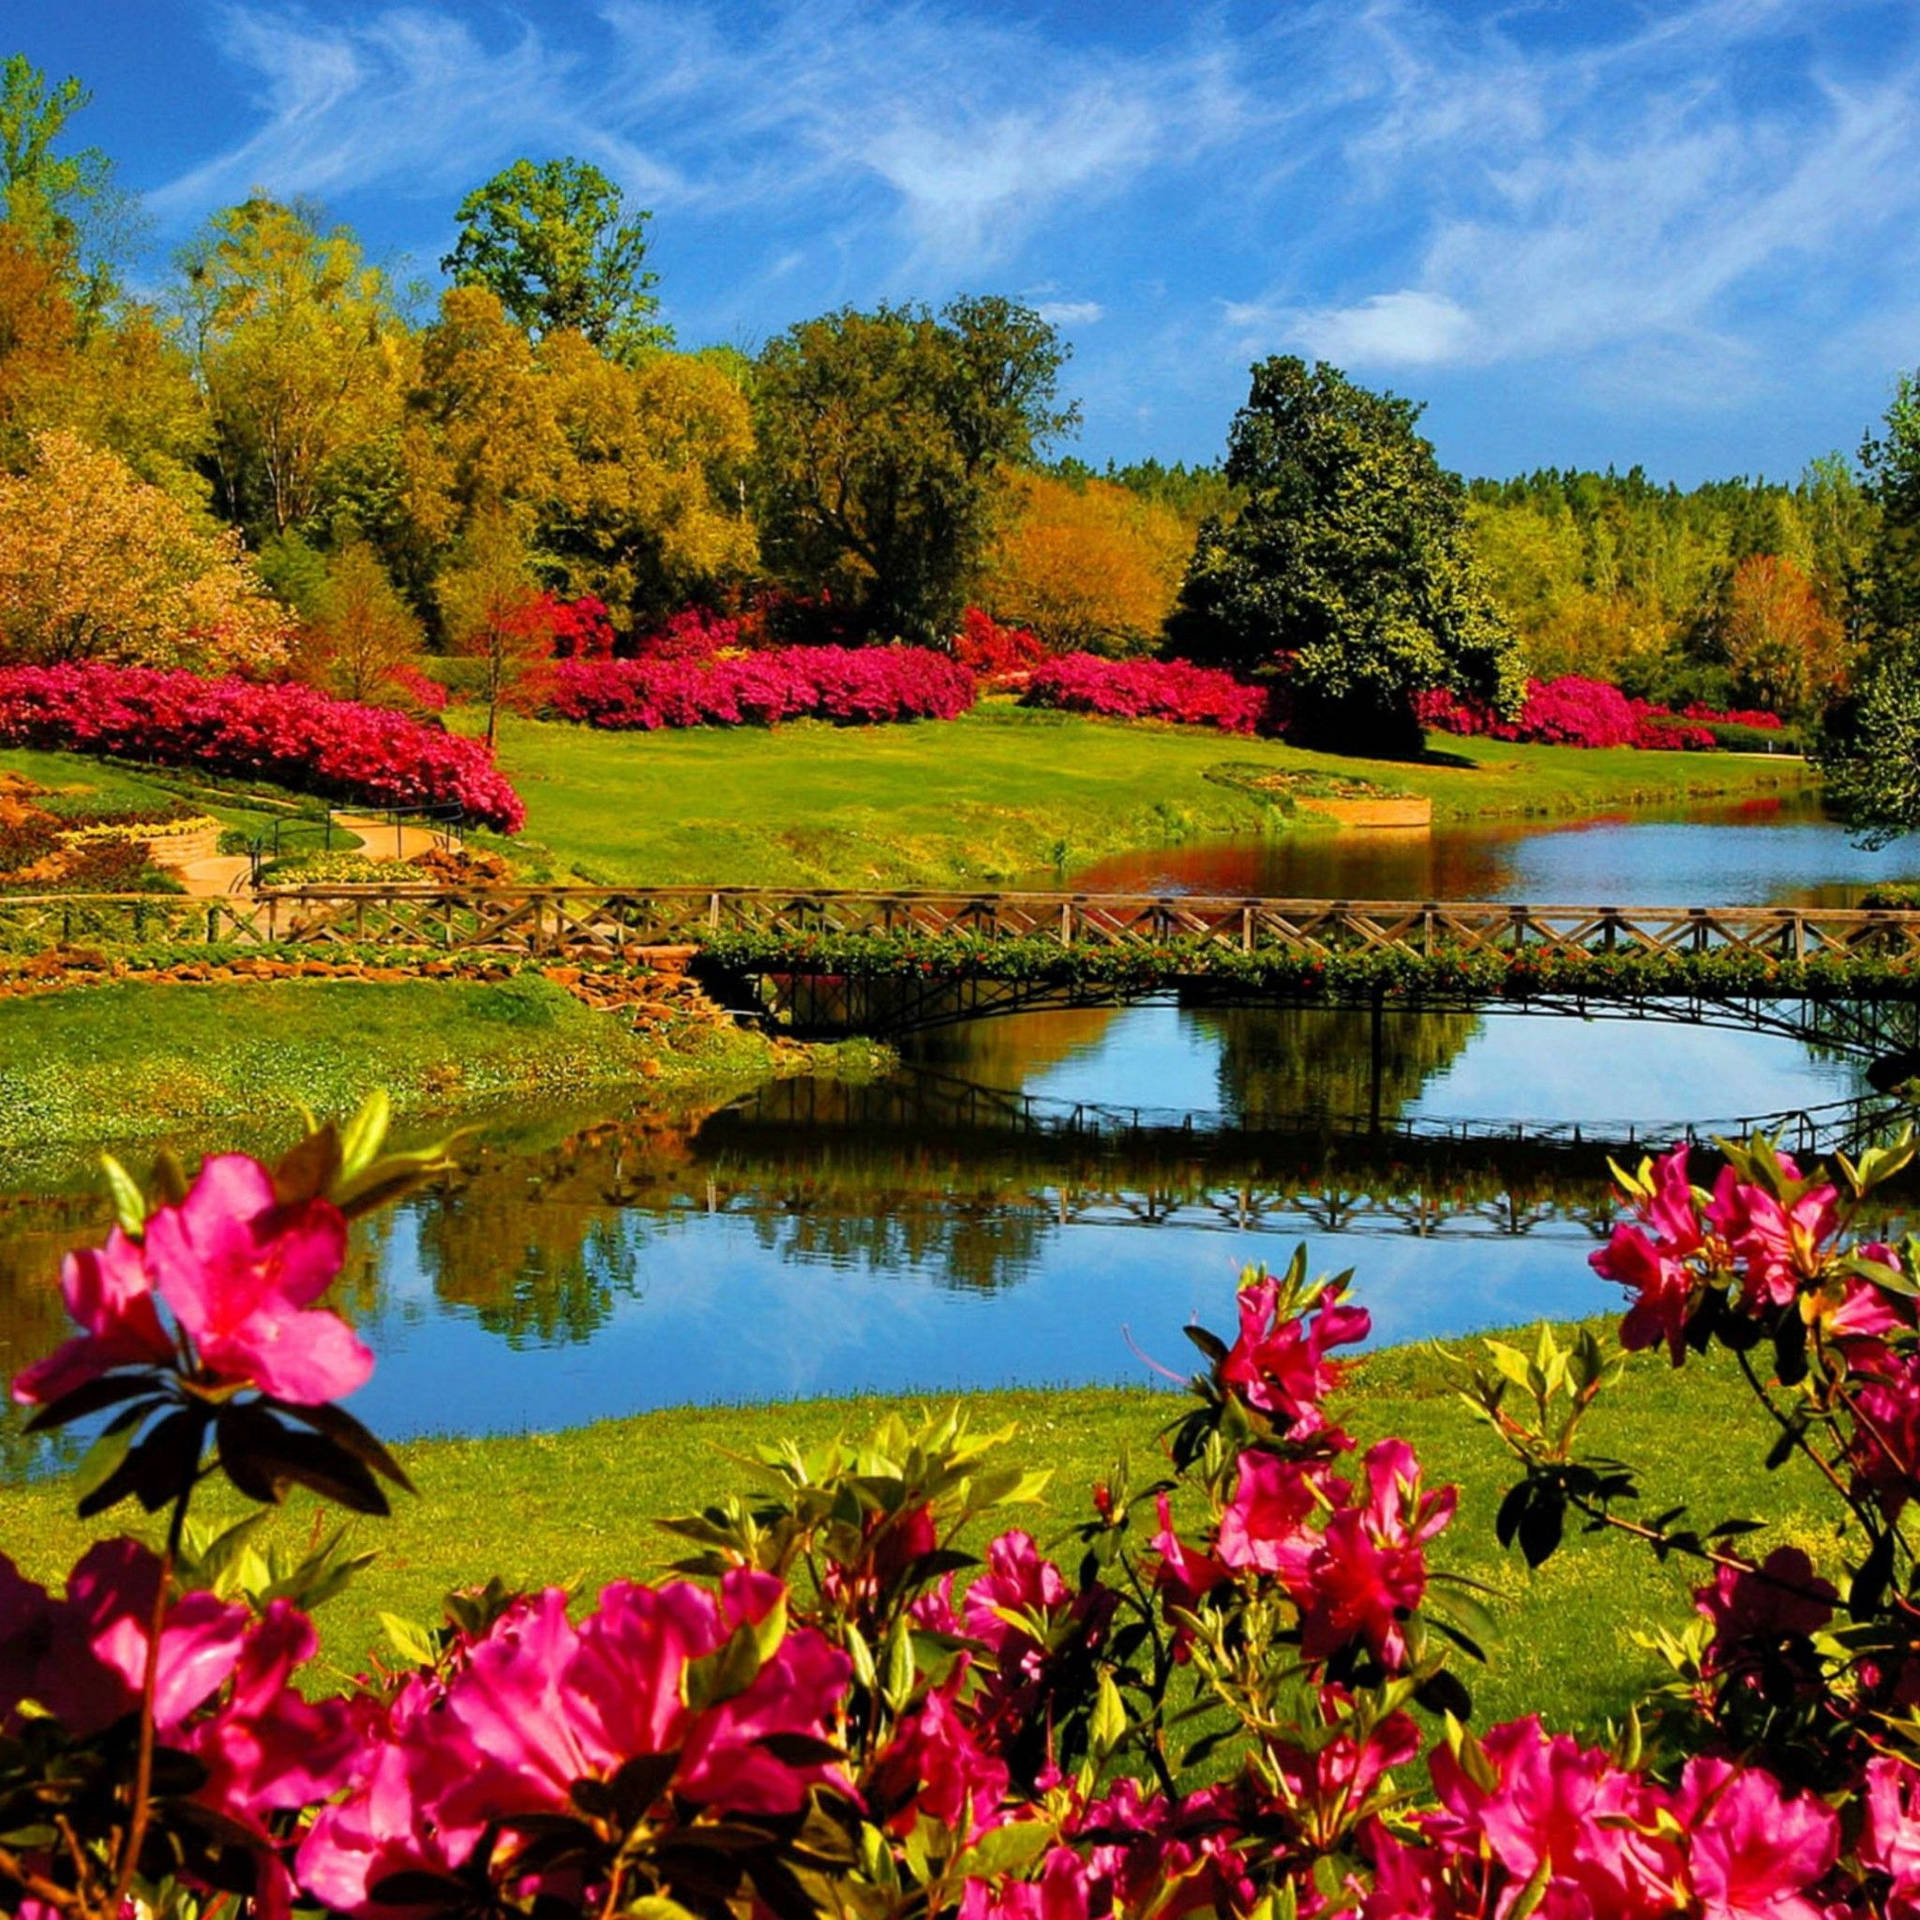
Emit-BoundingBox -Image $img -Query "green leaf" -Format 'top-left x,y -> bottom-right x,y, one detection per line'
100,1153 -> 146,1239
379,1611 -> 439,1668
338,1089 -> 392,1184
1090,1670 -> 1126,1758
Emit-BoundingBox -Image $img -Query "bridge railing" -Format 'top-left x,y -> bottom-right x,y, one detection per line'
8,885 -> 1920,964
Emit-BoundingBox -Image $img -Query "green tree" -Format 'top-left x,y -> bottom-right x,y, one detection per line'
443,158 -> 669,363
0,55 -> 131,316
1818,376 -> 1920,841
754,295 -> 1076,642
1169,356 -> 1523,752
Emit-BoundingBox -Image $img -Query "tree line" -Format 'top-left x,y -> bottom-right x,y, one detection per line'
6,52 -> 1920,797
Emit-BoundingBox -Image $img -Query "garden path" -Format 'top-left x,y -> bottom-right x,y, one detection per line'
172,813 -> 449,899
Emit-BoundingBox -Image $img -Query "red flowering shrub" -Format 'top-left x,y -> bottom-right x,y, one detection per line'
1682,702 -> 1784,730
550,645 -> 977,729
0,663 -> 524,831
632,607 -> 743,663
380,663 -> 450,713
954,607 -> 1047,681
1022,652 -> 1275,733
1417,675 -> 1783,752
8,1115 -> 1920,1920
540,594 -> 616,660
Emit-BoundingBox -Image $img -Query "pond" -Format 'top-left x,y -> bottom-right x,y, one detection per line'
6,795 -> 1920,1465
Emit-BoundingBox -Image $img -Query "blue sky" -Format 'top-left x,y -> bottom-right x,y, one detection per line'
13,0 -> 1920,481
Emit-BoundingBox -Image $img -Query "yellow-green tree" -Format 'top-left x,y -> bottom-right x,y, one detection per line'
297,537 -> 425,703
438,506 -> 546,744
981,471 -> 1187,655
0,429 -> 293,671
176,196 -> 406,539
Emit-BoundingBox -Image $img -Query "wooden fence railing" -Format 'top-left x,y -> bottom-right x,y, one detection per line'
9,885 -> 1920,968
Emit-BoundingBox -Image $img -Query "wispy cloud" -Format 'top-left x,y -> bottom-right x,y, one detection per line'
1033,300 -> 1105,327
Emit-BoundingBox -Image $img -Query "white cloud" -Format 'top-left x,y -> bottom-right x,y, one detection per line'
1288,289 -> 1476,368
1033,300 -> 1104,327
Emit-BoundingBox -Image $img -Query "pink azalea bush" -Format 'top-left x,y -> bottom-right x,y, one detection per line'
0,663 -> 524,832
1416,674 -> 1786,752
1022,653 -> 1275,733
549,645 -> 977,730
6,1112 -> 1920,1918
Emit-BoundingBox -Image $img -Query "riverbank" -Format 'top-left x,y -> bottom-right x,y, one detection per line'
0,1323 -> 1819,1735
0,975 -> 889,1148
486,709 -> 1818,887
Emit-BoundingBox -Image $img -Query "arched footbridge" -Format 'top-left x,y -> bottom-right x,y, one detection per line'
14,883 -> 1920,1070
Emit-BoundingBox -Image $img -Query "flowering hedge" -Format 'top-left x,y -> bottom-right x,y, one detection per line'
1022,653 -> 1276,733
0,664 -> 525,832
549,645 -> 977,730
7,1105 -> 1920,1918
955,607 -> 1048,681
1416,674 -> 1789,752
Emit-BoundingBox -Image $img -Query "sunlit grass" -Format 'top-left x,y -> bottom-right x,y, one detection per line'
0,1322 -> 1823,1735
481,708 -> 1814,888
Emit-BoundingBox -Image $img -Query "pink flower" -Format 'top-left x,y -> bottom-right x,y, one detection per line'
871,1680 -> 1009,1838
181,1599 -> 358,1820
1725,1182 -> 1842,1310
1430,1716 -> 1680,1918
1697,1547 -> 1837,1649
1215,1450 -> 1321,1578
1219,1277 -> 1370,1439
1148,1492 -> 1231,1619
963,1532 -> 1076,1685
959,1845 -> 1092,1920
1591,1222 -> 1696,1364
1288,1442 -> 1455,1669
442,1571 -> 850,1829
11,1226 -> 174,1406
1675,1756 -> 1838,1918
141,1154 -> 369,1404
1862,1755 -> 1920,1917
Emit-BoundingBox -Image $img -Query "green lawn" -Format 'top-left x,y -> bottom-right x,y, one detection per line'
0,977 -> 857,1148
0,1326 -> 1829,1735
483,708 -> 1815,887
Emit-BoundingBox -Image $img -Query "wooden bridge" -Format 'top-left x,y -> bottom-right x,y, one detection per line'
8,884 -> 1920,1058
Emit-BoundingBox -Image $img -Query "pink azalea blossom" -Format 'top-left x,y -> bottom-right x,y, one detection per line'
1430,1715 -> 1680,1919
870,1679 -> 1009,1837
1861,1755 -> 1920,1917
10,1226 -> 173,1406
1219,1278 -> 1370,1439
442,1572 -> 850,1827
1287,1442 -> 1455,1669
1590,1222 -> 1696,1364
1697,1547 -> 1837,1649
141,1154 -> 369,1404
1675,1755 -> 1838,1918
1215,1449 -> 1322,1578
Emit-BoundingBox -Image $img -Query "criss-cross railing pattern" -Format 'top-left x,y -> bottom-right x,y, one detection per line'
8,884 -> 1920,970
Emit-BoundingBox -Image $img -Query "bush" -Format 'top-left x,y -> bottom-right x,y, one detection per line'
7,1116 -> 1920,1918
1022,652 -> 1276,733
549,645 -> 977,730
0,664 -> 525,832
953,606 -> 1049,681
1417,674 -> 1795,752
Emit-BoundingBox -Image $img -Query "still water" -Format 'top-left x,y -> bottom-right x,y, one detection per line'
6,799 -> 1920,1459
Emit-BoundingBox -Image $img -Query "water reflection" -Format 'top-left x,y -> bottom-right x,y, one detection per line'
1070,795 -> 1920,907
5,801 -> 1920,1452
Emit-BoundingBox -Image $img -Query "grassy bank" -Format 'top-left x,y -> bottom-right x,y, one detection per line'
0,976 -> 882,1148
0,1327 -> 1826,1735
486,709 -> 1816,887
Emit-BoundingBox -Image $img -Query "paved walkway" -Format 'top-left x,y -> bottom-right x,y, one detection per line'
173,814 -> 454,899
